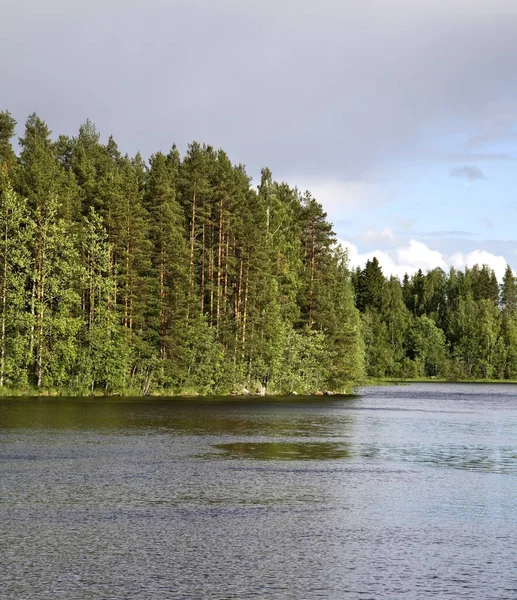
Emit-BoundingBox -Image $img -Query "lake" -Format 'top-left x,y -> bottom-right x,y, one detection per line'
2,383 -> 517,599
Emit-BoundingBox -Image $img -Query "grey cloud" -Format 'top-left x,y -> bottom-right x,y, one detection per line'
1,0 -> 517,182
450,166 -> 486,181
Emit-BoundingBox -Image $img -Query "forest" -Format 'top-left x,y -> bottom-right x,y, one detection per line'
352,258 -> 517,380
0,110 -> 516,395
0,111 -> 363,395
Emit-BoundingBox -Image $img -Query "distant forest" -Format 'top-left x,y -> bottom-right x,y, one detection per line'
351,258 -> 517,380
0,111 -> 515,395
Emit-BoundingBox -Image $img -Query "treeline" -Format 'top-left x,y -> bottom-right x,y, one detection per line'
352,257 -> 517,380
0,111 -> 364,394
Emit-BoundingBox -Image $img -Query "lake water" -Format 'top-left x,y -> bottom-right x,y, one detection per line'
2,383 -> 517,599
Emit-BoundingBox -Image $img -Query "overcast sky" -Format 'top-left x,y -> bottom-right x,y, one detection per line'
2,0 -> 517,278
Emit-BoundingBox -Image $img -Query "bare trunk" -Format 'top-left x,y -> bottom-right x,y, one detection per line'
36,260 -> 45,389
187,188 -> 196,323
160,254 -> 166,360
200,222 -> 205,315
241,258 -> 249,354
308,226 -> 316,327
108,247 -> 115,327
233,252 -> 243,363
216,199 -> 223,332
223,232 -> 230,312
209,226 -> 214,327
124,221 -> 131,329
0,223 -> 7,386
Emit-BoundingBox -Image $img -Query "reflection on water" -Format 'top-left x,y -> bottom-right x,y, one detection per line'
0,396 -> 356,438
3,383 -> 517,599
214,441 -> 353,460
357,442 -> 517,474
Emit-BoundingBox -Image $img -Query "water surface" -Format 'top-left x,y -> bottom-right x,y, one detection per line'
2,383 -> 517,598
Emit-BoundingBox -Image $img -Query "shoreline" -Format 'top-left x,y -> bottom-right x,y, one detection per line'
2,378 -> 517,399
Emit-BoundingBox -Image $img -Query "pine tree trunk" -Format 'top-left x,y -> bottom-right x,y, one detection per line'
241,258 -> 249,354
209,226 -> 214,327
29,279 -> 36,358
124,222 -> 131,328
36,264 -> 45,388
309,226 -> 316,327
234,256 -> 243,361
236,258 -> 243,322
160,254 -> 166,360
223,232 -> 230,312
187,188 -> 196,323
89,252 -> 95,329
0,223 -> 7,387
108,247 -> 114,328
216,199 -> 223,332
200,222 -> 205,315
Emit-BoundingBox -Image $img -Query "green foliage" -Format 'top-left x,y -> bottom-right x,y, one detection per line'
501,265 -> 517,314
270,325 -> 328,393
181,315 -> 225,394
0,111 -> 18,177
407,315 -> 447,376
355,257 -> 385,313
356,254 -> 516,381
0,177 -> 33,385
30,193 -> 82,387
3,108 -> 516,394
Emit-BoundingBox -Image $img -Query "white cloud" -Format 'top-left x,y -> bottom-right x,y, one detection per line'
396,240 -> 448,272
450,249 -> 507,281
342,239 -> 509,280
344,242 -> 414,280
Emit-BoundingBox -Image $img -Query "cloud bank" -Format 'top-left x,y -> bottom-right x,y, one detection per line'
343,239 -> 508,281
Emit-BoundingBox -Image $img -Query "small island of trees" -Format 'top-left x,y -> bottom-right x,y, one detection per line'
0,110 -> 515,395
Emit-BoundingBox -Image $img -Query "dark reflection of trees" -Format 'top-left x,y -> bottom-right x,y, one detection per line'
0,397 -> 356,439
213,442 -> 353,460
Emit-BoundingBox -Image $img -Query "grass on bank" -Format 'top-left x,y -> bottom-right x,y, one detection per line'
2,377 -> 517,398
0,384 -> 356,398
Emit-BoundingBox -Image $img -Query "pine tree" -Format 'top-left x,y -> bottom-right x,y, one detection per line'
145,150 -> 189,381
18,113 -> 80,222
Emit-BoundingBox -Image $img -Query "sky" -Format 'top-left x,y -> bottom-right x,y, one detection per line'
2,0 -> 517,279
